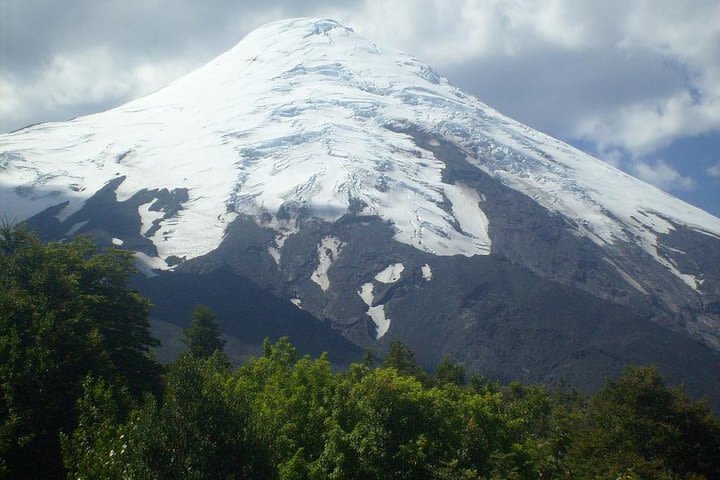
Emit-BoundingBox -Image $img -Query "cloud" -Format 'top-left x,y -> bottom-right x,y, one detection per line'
1,47 -> 195,131
575,1 -> 720,153
708,162 -> 720,178
597,148 -> 625,168
574,89 -> 720,155
630,160 -> 695,191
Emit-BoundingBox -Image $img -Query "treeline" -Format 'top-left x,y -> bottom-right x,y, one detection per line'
1,225 -> 719,479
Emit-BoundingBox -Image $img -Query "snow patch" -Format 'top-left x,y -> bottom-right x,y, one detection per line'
268,247 -> 281,265
421,264 -> 433,281
443,182 -> 491,255
133,252 -> 169,277
311,236 -> 344,291
367,305 -> 390,339
358,282 -> 374,306
634,228 -> 700,291
138,202 -> 164,237
358,281 -> 391,338
375,263 -> 404,283
264,217 -> 299,266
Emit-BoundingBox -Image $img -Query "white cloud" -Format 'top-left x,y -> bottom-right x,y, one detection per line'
0,46 -> 194,131
631,160 -> 695,191
598,148 -> 625,168
574,89 -> 720,154
707,162 -> 720,178
553,1 -> 720,154
0,78 -> 23,128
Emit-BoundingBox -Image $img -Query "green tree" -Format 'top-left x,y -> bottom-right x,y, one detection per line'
321,368 -> 471,479
435,355 -> 466,386
361,347 -> 377,368
0,225 -> 161,478
383,340 -> 422,376
565,366 -> 720,479
262,336 -> 298,366
238,338 -> 333,477
65,352 -> 257,480
57,335 -> 720,480
60,377 -> 135,479
382,340 -> 434,387
183,304 -> 225,358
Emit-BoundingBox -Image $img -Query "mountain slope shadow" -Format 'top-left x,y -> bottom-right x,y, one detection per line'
132,267 -> 362,365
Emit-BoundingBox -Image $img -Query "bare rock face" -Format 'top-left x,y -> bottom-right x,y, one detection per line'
2,18 -> 720,406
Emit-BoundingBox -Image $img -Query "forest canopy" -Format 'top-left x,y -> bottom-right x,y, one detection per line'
1,225 -> 719,479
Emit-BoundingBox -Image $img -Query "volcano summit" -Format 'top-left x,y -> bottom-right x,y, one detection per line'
2,18 -> 720,404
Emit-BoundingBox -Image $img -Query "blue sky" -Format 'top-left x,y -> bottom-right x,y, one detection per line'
644,133 -> 720,217
1,0 -> 718,217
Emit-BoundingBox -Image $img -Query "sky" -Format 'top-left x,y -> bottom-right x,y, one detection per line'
2,0 -> 719,217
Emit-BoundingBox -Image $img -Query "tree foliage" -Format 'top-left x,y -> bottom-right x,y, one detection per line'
67,340 -> 720,480
183,304 -> 225,358
1,227 -> 719,479
65,352 -> 253,480
435,355 -> 466,386
0,224 -> 162,478
564,366 -> 720,479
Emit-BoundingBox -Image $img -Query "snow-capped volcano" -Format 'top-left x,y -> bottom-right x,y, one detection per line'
3,18 -> 718,267
2,18 -> 720,406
